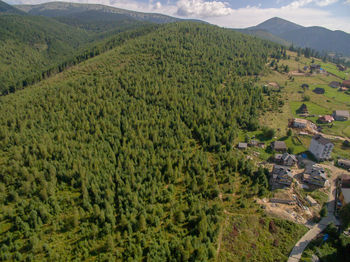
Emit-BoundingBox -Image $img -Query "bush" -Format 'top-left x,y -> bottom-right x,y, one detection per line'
320,205 -> 328,217
262,127 -> 275,140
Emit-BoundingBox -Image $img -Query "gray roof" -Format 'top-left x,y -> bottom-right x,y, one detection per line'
273,165 -> 293,178
338,159 -> 350,166
305,165 -> 327,180
272,141 -> 287,150
333,110 -> 350,118
238,142 -> 248,148
281,153 -> 297,162
312,135 -> 333,146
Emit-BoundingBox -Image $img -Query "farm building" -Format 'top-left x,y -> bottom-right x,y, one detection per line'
337,64 -> 346,71
340,175 -> 350,206
318,115 -> 334,124
310,64 -> 321,70
313,87 -> 325,94
308,135 -> 334,161
333,110 -> 349,121
293,118 -> 308,128
342,80 -> 350,88
274,153 -> 298,166
303,165 -> 327,187
238,142 -> 248,150
271,141 -> 287,152
337,159 -> 350,171
297,103 -> 308,114
329,81 -> 340,88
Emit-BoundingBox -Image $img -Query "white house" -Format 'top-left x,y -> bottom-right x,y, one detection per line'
308,135 -> 334,161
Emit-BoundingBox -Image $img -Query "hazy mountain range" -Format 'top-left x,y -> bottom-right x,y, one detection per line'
241,17 -> 350,57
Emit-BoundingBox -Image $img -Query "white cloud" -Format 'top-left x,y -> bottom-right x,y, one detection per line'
4,0 -> 350,33
285,0 -> 338,8
316,0 -> 338,6
176,0 -> 233,17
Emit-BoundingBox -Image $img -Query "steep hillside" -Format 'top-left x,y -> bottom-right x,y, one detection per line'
0,23 -> 283,261
16,1 -> 180,24
0,0 -> 24,14
0,14 -> 95,94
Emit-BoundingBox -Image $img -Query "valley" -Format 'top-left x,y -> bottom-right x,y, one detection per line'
0,1 -> 350,261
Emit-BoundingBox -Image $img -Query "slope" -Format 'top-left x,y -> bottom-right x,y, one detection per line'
0,0 -> 24,14
0,13 -> 95,94
0,22 -> 282,261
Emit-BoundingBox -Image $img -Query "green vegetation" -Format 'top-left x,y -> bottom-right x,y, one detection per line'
220,214 -> 307,261
301,224 -> 350,262
0,22 -> 292,260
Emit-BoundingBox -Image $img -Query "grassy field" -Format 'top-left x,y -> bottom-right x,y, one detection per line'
259,51 -> 350,153
321,62 -> 350,80
219,212 -> 308,261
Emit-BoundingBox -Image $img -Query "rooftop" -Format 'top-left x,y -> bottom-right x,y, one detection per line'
312,135 -> 333,146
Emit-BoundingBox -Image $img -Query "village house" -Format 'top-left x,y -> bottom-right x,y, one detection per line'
333,110 -> 350,121
337,64 -> 346,71
337,159 -> 350,171
258,142 -> 265,148
271,141 -> 287,152
339,174 -> 350,206
270,165 -> 293,188
297,103 -> 308,114
248,140 -> 258,147
318,115 -> 334,124
310,64 -> 321,70
274,153 -> 298,166
329,81 -> 340,88
302,165 -> 327,187
339,86 -> 349,92
342,80 -> 350,89
313,87 -> 325,94
308,135 -> 334,161
306,195 -> 318,206
293,118 -> 308,128
238,142 -> 248,150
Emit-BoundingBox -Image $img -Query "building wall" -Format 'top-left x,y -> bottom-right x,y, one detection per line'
309,139 -> 333,161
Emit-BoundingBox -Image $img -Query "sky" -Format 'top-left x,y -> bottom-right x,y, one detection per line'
6,0 -> 350,33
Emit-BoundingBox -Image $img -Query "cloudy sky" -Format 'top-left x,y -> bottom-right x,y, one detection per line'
6,0 -> 350,33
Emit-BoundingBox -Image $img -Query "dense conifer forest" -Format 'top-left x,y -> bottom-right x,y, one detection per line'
0,22 -> 285,260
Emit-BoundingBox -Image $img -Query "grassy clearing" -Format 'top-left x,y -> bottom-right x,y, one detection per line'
219,212 -> 308,262
321,62 -> 350,80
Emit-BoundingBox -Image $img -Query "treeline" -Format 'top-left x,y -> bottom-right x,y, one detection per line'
0,22 -> 281,260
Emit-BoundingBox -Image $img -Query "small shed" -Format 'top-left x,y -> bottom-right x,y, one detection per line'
333,110 -> 350,121
306,195 -> 318,206
271,141 -> 287,152
238,142 -> 248,150
318,115 -> 334,124
342,80 -> 350,88
338,159 -> 350,170
329,81 -> 340,88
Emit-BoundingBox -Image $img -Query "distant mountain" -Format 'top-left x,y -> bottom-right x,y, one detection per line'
242,17 -> 350,57
247,17 -> 304,36
279,26 -> 350,56
0,0 -> 24,14
16,1 -> 181,24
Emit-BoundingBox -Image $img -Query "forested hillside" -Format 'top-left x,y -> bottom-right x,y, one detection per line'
0,23 -> 282,260
0,13 -> 92,94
